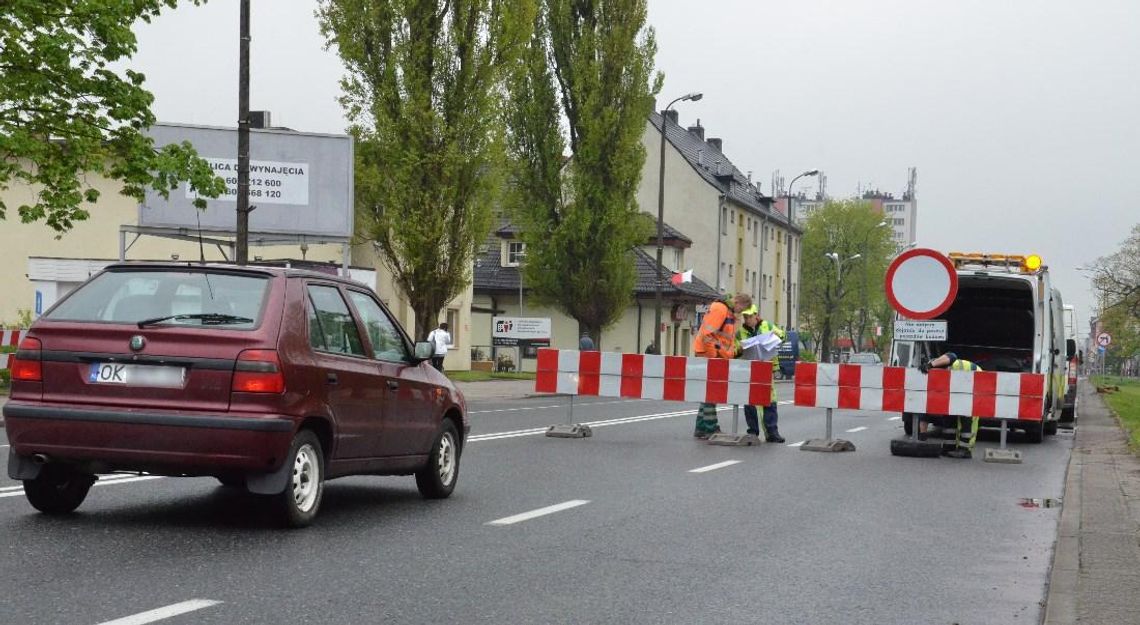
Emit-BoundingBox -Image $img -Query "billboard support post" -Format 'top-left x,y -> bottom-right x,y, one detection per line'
236,0 -> 251,265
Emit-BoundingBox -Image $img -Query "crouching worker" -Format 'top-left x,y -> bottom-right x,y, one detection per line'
691,293 -> 748,439
920,352 -> 982,459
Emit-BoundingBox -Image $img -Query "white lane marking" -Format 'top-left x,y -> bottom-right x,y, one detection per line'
487,500 -> 590,526
846,426 -> 868,433
787,441 -> 805,447
467,406 -> 732,442
778,400 -> 794,405
689,460 -> 741,473
0,475 -> 163,498
888,416 -> 902,421
95,599 -> 222,625
470,399 -> 647,414
1,444 -> 8,448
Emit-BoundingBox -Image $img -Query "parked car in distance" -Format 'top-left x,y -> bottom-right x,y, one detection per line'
847,352 -> 883,365
3,263 -> 468,527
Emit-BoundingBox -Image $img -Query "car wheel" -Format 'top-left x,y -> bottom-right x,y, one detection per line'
416,421 -> 460,500
275,430 -> 324,528
1024,420 -> 1045,444
1044,420 -> 1058,436
24,465 -> 95,515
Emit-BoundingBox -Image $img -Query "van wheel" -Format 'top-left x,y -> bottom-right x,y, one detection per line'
416,421 -> 460,499
24,465 -> 95,515
1044,420 -> 1058,436
1024,421 -> 1045,444
275,430 -> 324,528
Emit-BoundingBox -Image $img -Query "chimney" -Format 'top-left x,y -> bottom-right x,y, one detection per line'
687,119 -> 704,140
250,110 -> 272,129
664,110 -> 679,125
707,137 -> 722,151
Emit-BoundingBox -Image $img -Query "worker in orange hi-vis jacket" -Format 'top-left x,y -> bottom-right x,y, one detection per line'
690,292 -> 751,439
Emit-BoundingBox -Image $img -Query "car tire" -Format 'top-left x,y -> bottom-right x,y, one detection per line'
1024,420 -> 1045,444
275,430 -> 324,528
1044,420 -> 1058,436
24,465 -> 95,515
416,421 -> 460,500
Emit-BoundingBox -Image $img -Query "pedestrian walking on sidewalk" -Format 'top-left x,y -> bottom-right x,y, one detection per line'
426,322 -> 451,371
579,332 -> 595,351
691,293 -> 749,439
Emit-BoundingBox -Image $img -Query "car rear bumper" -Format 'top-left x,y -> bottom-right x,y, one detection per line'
3,401 -> 295,475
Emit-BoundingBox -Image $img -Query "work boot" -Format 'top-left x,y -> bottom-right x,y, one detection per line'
765,431 -> 786,444
944,448 -> 972,459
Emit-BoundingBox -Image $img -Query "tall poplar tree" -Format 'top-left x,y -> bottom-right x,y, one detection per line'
506,0 -> 661,344
319,0 -> 534,339
0,0 -> 223,232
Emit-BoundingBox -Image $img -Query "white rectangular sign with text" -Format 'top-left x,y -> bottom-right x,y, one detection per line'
187,158 -> 310,206
894,320 -> 948,341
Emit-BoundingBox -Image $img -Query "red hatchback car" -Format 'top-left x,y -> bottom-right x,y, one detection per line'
3,263 -> 468,527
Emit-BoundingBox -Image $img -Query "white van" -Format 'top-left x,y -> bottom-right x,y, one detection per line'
889,253 -> 1073,443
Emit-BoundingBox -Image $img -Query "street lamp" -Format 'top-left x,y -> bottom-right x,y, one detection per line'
785,169 -> 819,329
824,251 -> 862,362
655,91 -> 703,354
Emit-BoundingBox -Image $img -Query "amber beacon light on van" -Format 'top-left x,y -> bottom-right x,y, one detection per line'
947,252 -> 1044,273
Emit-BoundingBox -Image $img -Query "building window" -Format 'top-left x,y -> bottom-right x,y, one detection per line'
893,218 -> 904,225
728,264 -> 734,278
722,206 -> 728,234
778,231 -> 783,244
730,210 -> 735,224
746,217 -> 751,230
506,241 -> 526,266
770,228 -> 774,241
753,224 -> 759,247
673,248 -> 684,271
446,308 -> 460,349
761,274 -> 767,299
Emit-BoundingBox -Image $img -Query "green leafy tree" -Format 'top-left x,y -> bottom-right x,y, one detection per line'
319,0 -> 535,339
801,200 -> 893,362
1089,223 -> 1140,364
505,0 -> 661,344
1,0 -> 224,232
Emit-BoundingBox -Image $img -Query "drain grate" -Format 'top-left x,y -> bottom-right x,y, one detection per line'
1018,497 -> 1062,509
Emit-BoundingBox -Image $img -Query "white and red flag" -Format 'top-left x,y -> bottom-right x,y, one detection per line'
670,269 -> 693,285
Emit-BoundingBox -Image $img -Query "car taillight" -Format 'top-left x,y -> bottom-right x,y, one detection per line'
232,349 -> 285,393
10,337 -> 42,382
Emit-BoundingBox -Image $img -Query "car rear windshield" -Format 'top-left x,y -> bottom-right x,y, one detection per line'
46,269 -> 269,329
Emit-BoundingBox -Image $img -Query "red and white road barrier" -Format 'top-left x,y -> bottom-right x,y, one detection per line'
534,348 -> 773,405
1,329 -> 26,348
793,363 -> 1045,420
0,329 -> 27,371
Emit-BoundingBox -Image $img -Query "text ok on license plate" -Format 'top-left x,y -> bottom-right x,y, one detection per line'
88,363 -> 185,387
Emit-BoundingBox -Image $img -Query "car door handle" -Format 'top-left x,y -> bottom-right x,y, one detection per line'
387,380 -> 399,391
326,372 -> 338,384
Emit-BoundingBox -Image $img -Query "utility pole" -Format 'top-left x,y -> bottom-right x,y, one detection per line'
235,0 -> 251,265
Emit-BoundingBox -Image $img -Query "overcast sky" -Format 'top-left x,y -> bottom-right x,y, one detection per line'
131,0 -> 1139,339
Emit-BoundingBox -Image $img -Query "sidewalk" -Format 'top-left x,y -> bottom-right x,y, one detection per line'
1045,383 -> 1140,624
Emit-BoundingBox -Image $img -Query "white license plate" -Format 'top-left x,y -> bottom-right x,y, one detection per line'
88,363 -> 186,388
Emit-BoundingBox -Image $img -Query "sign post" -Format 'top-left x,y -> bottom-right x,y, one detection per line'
880,249 -> 962,459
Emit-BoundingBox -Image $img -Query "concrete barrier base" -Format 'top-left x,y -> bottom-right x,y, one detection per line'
983,447 -> 1023,463
801,438 -> 856,452
545,424 -> 592,438
707,433 -> 760,446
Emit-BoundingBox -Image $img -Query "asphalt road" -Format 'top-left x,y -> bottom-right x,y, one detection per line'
0,396 -> 1071,625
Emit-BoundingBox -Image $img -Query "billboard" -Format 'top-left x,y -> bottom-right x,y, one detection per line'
492,317 -> 552,347
141,123 -> 353,238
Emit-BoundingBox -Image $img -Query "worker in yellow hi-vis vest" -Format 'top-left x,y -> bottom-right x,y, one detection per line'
736,305 -> 787,442
920,352 -> 982,459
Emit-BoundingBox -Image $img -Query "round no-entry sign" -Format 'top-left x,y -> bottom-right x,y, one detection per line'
884,248 -> 958,320
1097,332 -> 1112,347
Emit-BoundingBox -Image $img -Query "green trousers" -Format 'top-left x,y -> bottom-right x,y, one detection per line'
695,403 -> 720,434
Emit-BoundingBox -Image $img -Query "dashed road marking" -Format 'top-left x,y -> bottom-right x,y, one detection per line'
888,416 -> 902,421
689,460 -> 742,473
0,474 -> 163,498
94,599 -> 221,625
787,441 -> 806,447
487,500 -> 590,526
846,426 -> 868,433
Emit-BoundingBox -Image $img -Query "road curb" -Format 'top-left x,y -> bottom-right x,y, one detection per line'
1043,429 -> 1081,625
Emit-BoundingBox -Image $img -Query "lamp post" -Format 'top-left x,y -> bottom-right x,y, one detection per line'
784,169 -> 818,329
825,251 -> 862,363
655,92 -> 703,354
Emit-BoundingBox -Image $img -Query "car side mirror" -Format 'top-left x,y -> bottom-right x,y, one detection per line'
1066,339 -> 1076,361
413,341 -> 434,362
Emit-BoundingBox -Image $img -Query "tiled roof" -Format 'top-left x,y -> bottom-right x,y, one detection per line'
473,221 -> 716,300
648,112 -> 801,234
